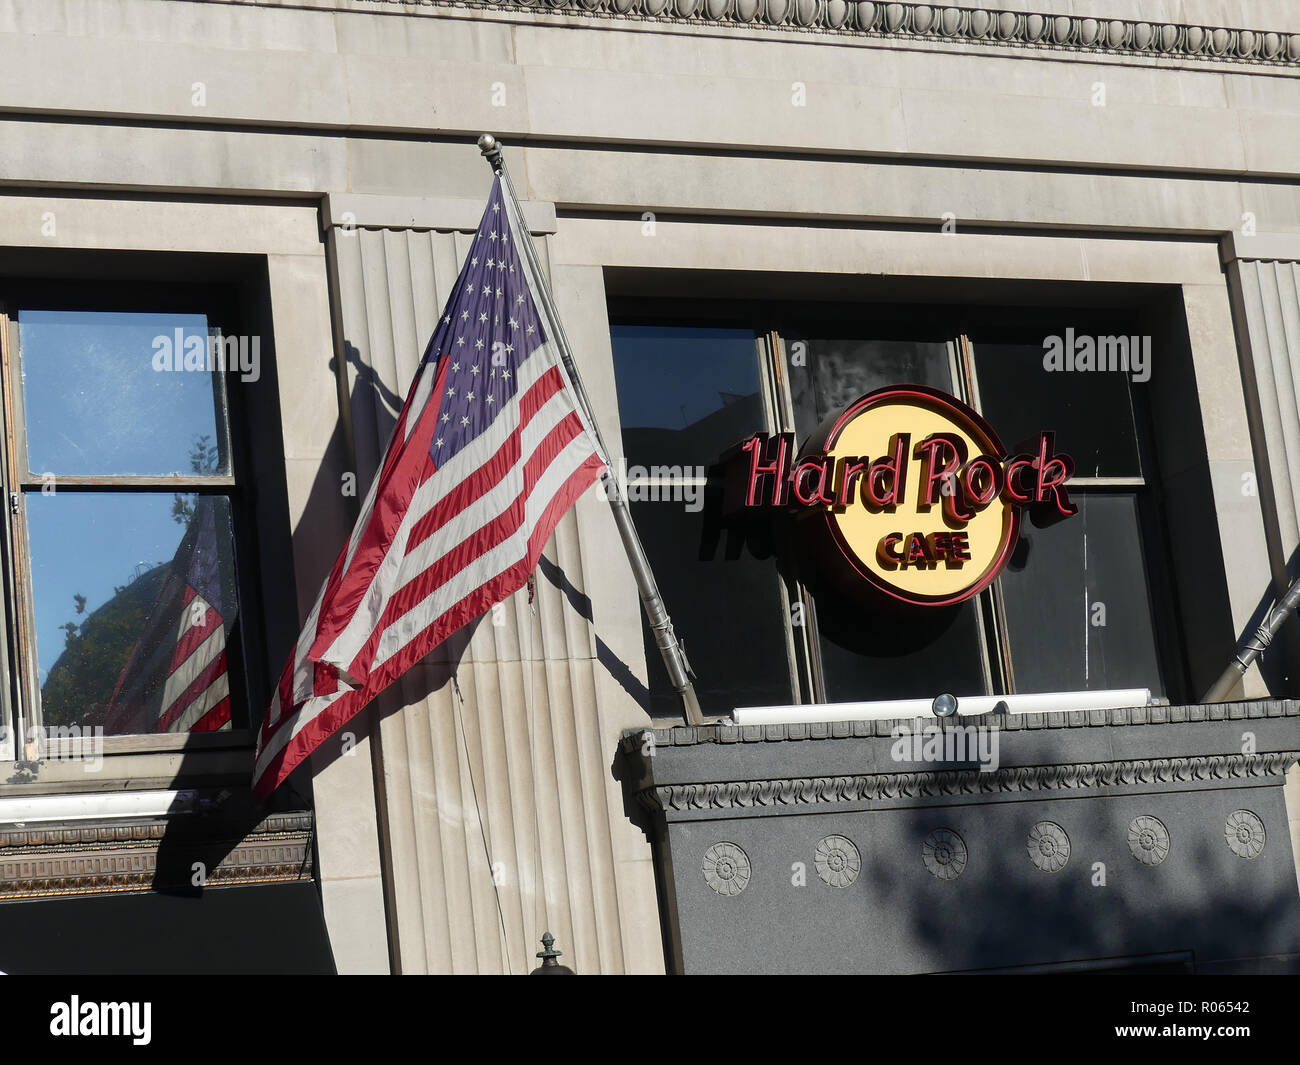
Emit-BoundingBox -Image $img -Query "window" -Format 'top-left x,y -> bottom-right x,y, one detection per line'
609,304 -> 1183,720
0,285 -> 264,763
610,324 -> 795,718
972,333 -> 1166,696
785,330 -> 994,702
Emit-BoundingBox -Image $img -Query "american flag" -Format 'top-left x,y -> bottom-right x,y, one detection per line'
253,176 -> 606,798
103,495 -> 234,735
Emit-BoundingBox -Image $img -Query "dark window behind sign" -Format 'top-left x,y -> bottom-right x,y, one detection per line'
611,324 -> 791,718
608,306 -> 1182,717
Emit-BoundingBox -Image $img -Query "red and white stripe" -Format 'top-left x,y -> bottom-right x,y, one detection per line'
156,589 -> 231,733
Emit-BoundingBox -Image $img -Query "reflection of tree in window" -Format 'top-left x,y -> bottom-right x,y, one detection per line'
171,434 -> 219,526
42,566 -> 165,728
41,484 -> 237,735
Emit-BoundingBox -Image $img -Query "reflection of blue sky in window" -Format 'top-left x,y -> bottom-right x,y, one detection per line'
610,326 -> 759,430
17,311 -> 227,680
19,310 -> 223,475
29,493 -> 191,681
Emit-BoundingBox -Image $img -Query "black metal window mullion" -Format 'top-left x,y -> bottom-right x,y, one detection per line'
757,328 -> 820,707
0,308 -> 26,757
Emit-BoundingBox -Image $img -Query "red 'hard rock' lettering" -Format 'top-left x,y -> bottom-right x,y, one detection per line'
741,430 -> 1076,519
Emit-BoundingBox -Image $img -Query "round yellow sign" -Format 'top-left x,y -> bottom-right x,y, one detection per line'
818,387 -> 1017,605
738,385 -> 1076,607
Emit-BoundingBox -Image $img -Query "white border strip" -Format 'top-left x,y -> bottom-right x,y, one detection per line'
0,789 -> 198,825
732,688 -> 1153,724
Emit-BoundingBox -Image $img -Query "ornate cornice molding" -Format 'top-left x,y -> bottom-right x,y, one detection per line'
636,750 -> 1300,813
355,0 -> 1300,67
0,811 -> 314,900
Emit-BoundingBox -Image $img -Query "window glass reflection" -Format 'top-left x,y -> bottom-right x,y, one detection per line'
32,492 -> 239,734
630,495 -> 792,717
788,335 -> 984,699
998,493 -> 1163,695
814,595 -> 989,702
973,341 -> 1140,477
610,325 -> 764,470
18,310 -> 230,477
790,338 -> 953,443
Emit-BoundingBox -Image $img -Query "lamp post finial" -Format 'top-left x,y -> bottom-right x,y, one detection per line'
530,931 -> 575,975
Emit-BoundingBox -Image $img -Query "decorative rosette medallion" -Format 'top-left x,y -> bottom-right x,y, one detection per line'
922,828 -> 967,881
1225,810 -> 1266,860
814,834 -> 861,888
1127,815 -> 1170,866
702,842 -> 752,896
1027,821 -> 1070,872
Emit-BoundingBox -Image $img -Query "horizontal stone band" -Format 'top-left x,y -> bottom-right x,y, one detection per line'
638,751 -> 1300,812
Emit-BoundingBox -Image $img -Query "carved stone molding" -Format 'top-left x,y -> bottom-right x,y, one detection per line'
1128,814 -> 1170,866
348,0 -> 1300,67
1027,820 -> 1070,872
814,833 -> 861,887
1225,809 -> 1266,860
702,841 -> 751,895
0,811 -> 314,900
636,751 -> 1300,814
922,827 -> 967,880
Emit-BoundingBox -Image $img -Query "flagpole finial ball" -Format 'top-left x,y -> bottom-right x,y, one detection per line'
477,134 -> 505,174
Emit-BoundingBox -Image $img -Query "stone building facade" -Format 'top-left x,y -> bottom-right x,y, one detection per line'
0,0 -> 1298,973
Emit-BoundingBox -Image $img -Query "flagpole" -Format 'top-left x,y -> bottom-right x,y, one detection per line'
477,134 -> 704,727
1201,572 -> 1300,702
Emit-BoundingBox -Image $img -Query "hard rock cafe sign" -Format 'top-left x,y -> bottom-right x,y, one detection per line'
736,385 -> 1077,607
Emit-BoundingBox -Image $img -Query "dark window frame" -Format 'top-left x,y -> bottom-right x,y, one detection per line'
0,279 -> 273,759
608,296 -> 1190,713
